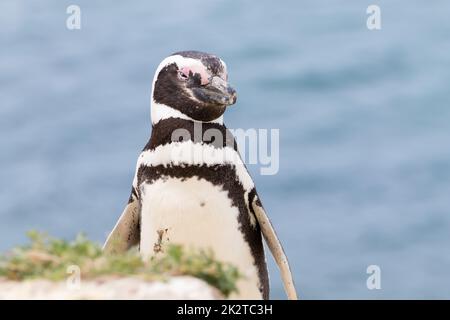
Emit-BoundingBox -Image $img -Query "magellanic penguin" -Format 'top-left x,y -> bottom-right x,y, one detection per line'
103,51 -> 297,300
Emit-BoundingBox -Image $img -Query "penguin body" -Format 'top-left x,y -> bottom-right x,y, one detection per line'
137,118 -> 268,298
104,51 -> 296,300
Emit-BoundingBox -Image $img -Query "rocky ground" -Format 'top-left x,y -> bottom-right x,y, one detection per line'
0,276 -> 222,300
0,232 -> 239,300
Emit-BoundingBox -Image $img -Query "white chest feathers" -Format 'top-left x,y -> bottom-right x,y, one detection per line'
139,176 -> 262,299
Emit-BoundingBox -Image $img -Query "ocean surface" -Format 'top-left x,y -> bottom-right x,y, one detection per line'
1,1 -> 450,299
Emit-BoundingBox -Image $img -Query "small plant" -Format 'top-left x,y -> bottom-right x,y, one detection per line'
0,231 -> 241,297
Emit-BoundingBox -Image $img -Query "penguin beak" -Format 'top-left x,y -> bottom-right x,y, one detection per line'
192,76 -> 237,107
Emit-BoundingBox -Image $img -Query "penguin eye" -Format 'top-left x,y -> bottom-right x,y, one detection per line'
178,68 -> 189,81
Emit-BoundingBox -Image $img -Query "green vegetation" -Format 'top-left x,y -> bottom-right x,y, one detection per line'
0,231 -> 241,297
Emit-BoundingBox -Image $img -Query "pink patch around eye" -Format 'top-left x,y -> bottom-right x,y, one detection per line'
199,70 -> 210,85
181,66 -> 210,85
179,67 -> 191,77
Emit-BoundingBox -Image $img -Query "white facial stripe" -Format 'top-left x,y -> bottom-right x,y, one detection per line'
138,140 -> 254,191
151,102 -> 223,125
219,58 -> 228,79
151,102 -> 196,123
151,55 -> 202,88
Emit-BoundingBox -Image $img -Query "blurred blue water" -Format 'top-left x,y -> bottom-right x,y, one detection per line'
1,1 -> 450,299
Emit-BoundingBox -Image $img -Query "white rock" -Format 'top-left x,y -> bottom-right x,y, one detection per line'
0,276 -> 223,300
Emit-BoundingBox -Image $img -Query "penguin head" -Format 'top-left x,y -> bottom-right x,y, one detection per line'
151,51 -> 237,124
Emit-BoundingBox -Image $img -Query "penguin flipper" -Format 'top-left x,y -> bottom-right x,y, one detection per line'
251,195 -> 298,300
103,193 -> 140,254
